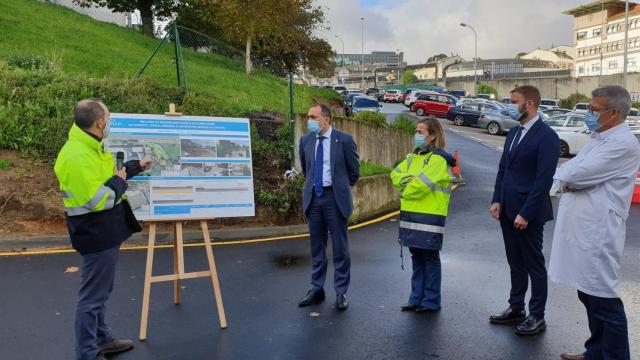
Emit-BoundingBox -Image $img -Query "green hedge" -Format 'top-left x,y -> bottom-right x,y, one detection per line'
390,114 -> 416,135
352,111 -> 387,128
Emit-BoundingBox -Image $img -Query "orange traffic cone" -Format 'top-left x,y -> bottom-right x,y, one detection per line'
452,150 -> 464,185
632,172 -> 640,204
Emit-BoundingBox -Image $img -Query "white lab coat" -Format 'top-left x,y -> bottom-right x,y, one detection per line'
549,123 -> 640,298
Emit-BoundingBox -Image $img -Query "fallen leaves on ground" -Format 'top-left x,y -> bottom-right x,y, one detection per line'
64,266 -> 79,273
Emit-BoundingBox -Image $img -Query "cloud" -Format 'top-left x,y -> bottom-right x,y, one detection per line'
316,0 -> 588,64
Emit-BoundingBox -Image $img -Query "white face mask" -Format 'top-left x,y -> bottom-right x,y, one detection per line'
101,123 -> 110,139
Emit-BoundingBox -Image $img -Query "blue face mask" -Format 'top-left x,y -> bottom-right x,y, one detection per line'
415,134 -> 427,148
307,119 -> 320,134
506,104 -> 525,121
583,112 -> 601,132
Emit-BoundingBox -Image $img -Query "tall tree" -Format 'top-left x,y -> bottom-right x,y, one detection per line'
200,0 -> 327,75
400,70 -> 418,85
426,53 -> 447,63
73,0 -> 179,36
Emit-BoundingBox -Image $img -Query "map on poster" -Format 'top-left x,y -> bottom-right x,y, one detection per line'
104,113 -> 255,221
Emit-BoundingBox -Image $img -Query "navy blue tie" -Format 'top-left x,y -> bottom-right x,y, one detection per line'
314,136 -> 325,198
511,126 -> 524,153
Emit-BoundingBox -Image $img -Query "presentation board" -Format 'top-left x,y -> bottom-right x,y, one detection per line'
105,113 -> 255,221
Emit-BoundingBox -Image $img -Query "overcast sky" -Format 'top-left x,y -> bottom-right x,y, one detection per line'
316,0 -> 591,64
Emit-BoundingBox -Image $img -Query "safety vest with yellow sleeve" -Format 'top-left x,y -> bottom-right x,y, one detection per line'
54,124 -> 124,216
390,148 -> 455,250
54,124 -> 141,254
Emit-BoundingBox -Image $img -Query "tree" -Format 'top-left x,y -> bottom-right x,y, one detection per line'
400,70 -> 418,85
477,83 -> 498,96
516,52 -> 527,59
73,0 -> 180,36
199,0 -> 326,75
426,53 -> 447,63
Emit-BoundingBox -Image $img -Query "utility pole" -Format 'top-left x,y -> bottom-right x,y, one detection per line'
460,23 -> 477,96
361,17 -> 365,89
623,0 -> 630,87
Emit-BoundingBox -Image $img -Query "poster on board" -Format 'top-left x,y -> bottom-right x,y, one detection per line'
104,113 -> 255,221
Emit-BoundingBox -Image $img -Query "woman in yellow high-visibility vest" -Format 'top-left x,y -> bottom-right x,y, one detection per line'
390,117 -> 456,312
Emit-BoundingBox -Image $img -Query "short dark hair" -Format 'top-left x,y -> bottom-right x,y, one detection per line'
74,99 -> 106,129
312,103 -> 332,120
510,85 -> 541,108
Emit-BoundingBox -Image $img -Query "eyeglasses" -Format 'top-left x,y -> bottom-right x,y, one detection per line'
586,105 -> 614,115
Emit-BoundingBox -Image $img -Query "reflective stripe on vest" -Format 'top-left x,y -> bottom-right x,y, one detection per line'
417,173 -> 452,195
399,220 -> 445,234
64,185 -> 116,216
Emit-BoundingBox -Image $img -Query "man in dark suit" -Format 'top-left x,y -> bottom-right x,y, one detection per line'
298,103 -> 360,310
489,85 -> 560,335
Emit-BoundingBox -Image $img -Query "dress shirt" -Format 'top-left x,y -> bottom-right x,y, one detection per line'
509,114 -> 539,152
315,127 -> 332,187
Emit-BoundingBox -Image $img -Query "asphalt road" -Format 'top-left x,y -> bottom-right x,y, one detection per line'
1,129 -> 639,360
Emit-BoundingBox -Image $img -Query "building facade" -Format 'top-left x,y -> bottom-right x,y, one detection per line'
445,58 -> 561,80
334,51 -> 405,67
520,46 -> 576,72
564,0 -> 640,77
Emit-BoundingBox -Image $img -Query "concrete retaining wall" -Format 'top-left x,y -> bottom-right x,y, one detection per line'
351,173 -> 399,222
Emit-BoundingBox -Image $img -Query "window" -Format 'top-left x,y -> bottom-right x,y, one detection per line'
593,28 -> 602,36
590,48 -> 596,54
567,117 -> 586,127
545,116 -> 567,127
592,64 -> 601,72
577,31 -> 587,40
607,25 -> 614,33
579,66 -> 585,74
353,98 -> 379,108
628,58 -> 636,68
609,60 -> 618,69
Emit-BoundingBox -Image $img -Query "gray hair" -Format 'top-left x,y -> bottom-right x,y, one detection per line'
74,99 -> 106,129
312,103 -> 332,120
591,85 -> 631,119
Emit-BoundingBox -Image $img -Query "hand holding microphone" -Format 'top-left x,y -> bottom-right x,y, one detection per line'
114,151 -> 127,180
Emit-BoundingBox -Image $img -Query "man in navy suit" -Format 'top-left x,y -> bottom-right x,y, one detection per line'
489,85 -> 560,335
298,104 -> 360,310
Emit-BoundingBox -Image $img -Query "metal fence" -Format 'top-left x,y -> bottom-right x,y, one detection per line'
444,70 -> 572,83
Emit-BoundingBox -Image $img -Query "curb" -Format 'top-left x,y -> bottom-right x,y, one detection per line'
0,223 -> 310,252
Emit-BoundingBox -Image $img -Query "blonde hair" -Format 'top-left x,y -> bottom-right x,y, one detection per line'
417,117 -> 446,149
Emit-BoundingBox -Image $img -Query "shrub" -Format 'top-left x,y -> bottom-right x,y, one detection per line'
390,114 -> 416,135
359,160 -> 392,177
559,93 -> 590,110
477,83 -> 498,96
352,111 -> 387,128
5,54 -> 51,71
0,159 -> 13,170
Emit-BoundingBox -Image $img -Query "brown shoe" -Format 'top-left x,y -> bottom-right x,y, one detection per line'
99,339 -> 134,355
560,353 -> 585,360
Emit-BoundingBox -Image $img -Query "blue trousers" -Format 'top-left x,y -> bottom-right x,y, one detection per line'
75,246 -> 119,360
578,291 -> 630,360
500,219 -> 547,318
306,189 -> 351,295
408,247 -> 441,310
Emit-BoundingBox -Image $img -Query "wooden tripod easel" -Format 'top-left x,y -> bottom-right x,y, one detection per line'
139,220 -> 228,341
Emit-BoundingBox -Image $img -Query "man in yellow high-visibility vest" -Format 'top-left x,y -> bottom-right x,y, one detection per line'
54,99 -> 152,360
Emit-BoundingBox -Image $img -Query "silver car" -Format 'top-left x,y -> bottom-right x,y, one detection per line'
477,108 -> 548,136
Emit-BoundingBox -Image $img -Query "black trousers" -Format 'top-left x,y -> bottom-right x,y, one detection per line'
499,219 -> 547,318
578,290 -> 630,360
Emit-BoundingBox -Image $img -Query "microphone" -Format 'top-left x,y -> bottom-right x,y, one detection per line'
116,151 -> 124,171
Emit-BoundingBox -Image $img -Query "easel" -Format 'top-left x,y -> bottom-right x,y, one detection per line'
139,104 -> 227,341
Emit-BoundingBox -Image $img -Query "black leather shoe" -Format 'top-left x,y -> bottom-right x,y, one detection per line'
515,316 -> 546,336
489,307 -> 527,325
401,303 -> 418,311
298,289 -> 325,307
99,339 -> 134,355
414,306 -> 440,313
336,294 -> 349,310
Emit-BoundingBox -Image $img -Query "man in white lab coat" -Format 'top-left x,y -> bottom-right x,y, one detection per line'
549,85 -> 640,360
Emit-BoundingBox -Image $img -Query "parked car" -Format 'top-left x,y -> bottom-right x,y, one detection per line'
556,127 -> 592,157
446,101 -> 505,127
404,90 -> 437,108
365,88 -> 380,97
572,103 -> 589,113
544,113 -> 586,132
500,97 -> 511,104
411,93 -> 457,117
376,89 -> 386,102
351,96 -> 382,114
448,89 -> 467,98
540,99 -> 559,108
344,92 -> 363,116
477,93 -> 496,100
478,109 -> 547,136
334,85 -> 348,93
542,108 -> 572,117
627,107 -> 640,122
401,89 -> 414,103
383,89 -> 402,102
456,97 -> 495,107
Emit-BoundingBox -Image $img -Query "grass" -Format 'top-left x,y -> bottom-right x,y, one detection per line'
359,160 -> 392,177
0,159 -> 13,170
0,0 -> 339,116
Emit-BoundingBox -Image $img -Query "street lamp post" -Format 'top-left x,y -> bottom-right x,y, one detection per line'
335,34 -> 345,85
396,49 -> 401,85
623,0 -> 630,87
460,23 -> 477,96
361,17 -> 365,89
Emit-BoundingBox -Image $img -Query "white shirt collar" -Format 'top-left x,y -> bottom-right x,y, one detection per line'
592,122 -> 629,141
521,114 -> 539,130
317,126 -> 332,139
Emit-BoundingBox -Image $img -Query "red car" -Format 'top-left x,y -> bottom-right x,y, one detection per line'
411,93 -> 457,117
